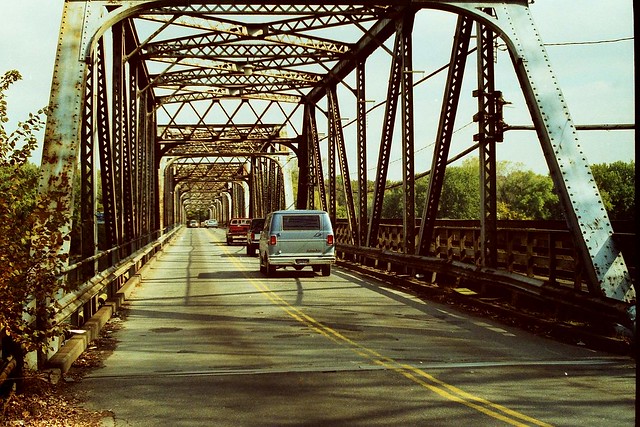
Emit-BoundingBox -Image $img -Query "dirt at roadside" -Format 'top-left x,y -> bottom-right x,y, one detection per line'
1,312 -> 127,426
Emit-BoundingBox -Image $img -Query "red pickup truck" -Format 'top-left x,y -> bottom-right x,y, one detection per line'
226,218 -> 251,245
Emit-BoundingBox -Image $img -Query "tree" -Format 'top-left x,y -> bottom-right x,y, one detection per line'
439,158 -> 481,219
496,162 -> 561,220
590,161 -> 635,221
0,70 -> 69,369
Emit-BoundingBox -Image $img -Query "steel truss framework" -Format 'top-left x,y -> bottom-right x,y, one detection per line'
40,1 -> 633,304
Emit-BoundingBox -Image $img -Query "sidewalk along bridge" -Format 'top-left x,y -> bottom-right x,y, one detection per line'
23,1 -> 635,366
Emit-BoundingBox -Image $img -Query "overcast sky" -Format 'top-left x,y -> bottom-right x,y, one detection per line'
0,1 -> 634,174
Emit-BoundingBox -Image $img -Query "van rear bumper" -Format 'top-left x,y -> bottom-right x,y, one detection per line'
267,255 -> 335,267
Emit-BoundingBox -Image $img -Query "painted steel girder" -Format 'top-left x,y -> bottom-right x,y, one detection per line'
156,81 -> 308,96
173,163 -> 247,180
356,62 -> 368,247
152,70 -> 323,86
475,3 -> 634,301
366,21 -> 403,248
476,16 -> 499,268
417,15 -> 473,257
400,11 -> 416,255
147,3 -> 389,16
157,91 -> 301,105
39,1 -> 89,261
145,31 -> 351,56
145,42 -> 343,63
139,7 -> 379,36
329,87 -> 357,244
96,42 -> 119,248
306,105 -> 326,212
296,104 -> 313,210
162,144 -> 287,157
150,50 -> 338,72
79,46 -> 97,268
306,16 -> 397,105
158,124 -> 283,142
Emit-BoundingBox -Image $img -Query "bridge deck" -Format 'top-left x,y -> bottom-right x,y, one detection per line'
72,228 -> 634,426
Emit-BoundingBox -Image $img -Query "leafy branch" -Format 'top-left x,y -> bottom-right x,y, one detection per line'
0,70 -> 69,361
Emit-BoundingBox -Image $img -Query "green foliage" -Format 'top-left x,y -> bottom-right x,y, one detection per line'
590,161 -> 635,221
380,183 -> 403,218
357,158 -> 564,220
439,158 -> 481,219
0,70 -> 69,358
319,156 -> 630,223
496,162 -> 561,220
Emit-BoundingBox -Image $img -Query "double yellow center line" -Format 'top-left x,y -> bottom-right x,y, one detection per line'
227,249 -> 551,426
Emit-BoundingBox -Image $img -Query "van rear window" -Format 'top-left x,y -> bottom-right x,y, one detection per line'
282,215 -> 321,230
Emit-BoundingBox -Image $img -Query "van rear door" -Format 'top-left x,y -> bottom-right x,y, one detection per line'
277,213 -> 330,255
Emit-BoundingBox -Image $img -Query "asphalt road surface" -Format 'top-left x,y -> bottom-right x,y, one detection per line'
77,228 -> 635,426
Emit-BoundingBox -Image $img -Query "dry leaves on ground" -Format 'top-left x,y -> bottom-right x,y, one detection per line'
1,314 -> 125,426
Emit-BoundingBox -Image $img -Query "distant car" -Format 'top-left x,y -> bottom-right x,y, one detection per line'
226,218 -> 251,245
188,219 -> 198,228
259,210 -> 335,276
204,219 -> 218,228
246,218 -> 264,256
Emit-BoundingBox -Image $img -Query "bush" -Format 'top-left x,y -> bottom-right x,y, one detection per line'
0,70 -> 69,367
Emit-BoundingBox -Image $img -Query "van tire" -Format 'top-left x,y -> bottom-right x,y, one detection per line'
321,265 -> 331,276
266,261 -> 276,277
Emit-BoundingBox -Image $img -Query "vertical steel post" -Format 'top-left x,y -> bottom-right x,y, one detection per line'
308,105 -> 326,211
417,16 -> 473,256
356,62 -> 368,247
366,22 -> 403,248
257,157 -> 267,215
250,157 -> 259,217
297,106 -> 311,210
95,38 -> 118,250
327,93 -> 337,225
112,22 -> 125,250
79,45 -> 97,279
268,156 -> 277,213
329,87 -> 357,244
475,13 -> 499,268
400,11 -> 416,254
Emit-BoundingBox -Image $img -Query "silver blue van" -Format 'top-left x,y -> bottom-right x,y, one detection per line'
259,210 -> 335,276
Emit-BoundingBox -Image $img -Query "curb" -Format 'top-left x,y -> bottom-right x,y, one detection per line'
47,271 -> 145,374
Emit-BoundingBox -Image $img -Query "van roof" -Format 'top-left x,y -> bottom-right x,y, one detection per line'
270,210 -> 328,215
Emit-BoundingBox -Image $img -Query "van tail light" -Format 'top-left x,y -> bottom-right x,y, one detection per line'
269,235 -> 277,246
327,234 -> 334,246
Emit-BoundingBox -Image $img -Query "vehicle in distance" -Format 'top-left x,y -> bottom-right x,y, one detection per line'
246,218 -> 264,256
204,219 -> 218,228
188,219 -> 198,228
259,210 -> 335,276
226,218 -> 251,245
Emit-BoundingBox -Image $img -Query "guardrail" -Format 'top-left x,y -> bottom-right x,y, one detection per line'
0,226 -> 181,390
335,219 -> 636,290
334,220 -> 635,348
56,226 -> 181,328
